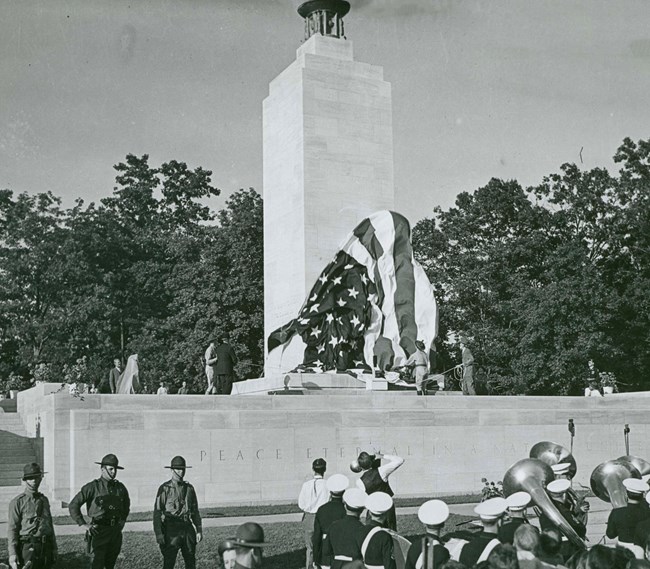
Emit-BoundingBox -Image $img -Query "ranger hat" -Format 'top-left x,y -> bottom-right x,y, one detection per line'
474,497 -> 507,521
230,522 -> 269,548
546,479 -> 570,495
418,500 -> 449,526
165,456 -> 191,469
623,478 -> 648,495
343,488 -> 368,510
22,463 -> 46,481
551,463 -> 571,476
218,539 -> 236,555
506,491 -> 531,511
327,474 -> 349,494
312,458 -> 327,470
366,492 -> 393,515
95,453 -> 124,470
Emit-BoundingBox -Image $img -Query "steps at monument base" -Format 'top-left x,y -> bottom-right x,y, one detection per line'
233,373 -> 388,395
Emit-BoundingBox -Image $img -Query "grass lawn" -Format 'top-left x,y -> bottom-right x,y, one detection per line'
1,513 -> 472,569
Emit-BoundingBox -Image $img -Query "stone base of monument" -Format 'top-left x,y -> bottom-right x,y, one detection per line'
231,372 -> 388,395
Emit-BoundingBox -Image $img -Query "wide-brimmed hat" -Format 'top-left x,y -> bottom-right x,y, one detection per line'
230,522 -> 269,548
164,456 -> 191,470
415,340 -> 426,351
218,539 -> 236,555
95,454 -> 124,470
23,463 -> 46,481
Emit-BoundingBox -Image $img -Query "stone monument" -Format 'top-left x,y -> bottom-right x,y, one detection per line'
264,1 -> 395,377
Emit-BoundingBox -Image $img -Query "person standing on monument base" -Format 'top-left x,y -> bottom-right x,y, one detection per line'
215,334 -> 238,395
153,456 -> 203,569
299,458 -> 329,569
68,454 -> 130,569
204,339 -> 218,395
99,358 -> 121,394
458,337 -> 476,395
404,340 -> 429,396
7,462 -> 58,569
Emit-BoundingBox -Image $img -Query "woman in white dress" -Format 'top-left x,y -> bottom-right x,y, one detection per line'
116,354 -> 140,394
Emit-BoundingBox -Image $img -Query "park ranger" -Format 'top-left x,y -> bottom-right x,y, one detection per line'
7,463 -> 57,569
68,453 -> 130,569
153,456 -> 203,569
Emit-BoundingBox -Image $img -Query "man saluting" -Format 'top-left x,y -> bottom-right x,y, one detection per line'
153,456 -> 203,569
7,463 -> 57,569
69,454 -> 130,569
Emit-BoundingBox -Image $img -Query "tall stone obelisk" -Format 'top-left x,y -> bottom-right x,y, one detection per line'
264,1 -> 395,377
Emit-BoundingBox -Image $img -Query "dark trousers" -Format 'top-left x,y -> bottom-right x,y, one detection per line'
97,383 -> 112,394
19,538 -> 55,569
90,525 -> 123,569
160,521 -> 196,569
216,374 -> 234,395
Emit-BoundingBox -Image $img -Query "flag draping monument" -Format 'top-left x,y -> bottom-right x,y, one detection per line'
267,210 -> 438,375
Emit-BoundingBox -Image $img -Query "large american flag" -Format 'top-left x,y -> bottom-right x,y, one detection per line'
268,211 -> 438,373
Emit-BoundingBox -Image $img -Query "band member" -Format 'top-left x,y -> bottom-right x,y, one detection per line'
551,463 -> 589,526
69,454 -> 130,569
324,488 -> 368,569
313,474 -> 349,569
359,492 -> 396,569
153,456 -> 203,569
634,492 -> 650,555
457,497 -> 506,566
7,463 -> 57,569
299,458 -> 329,569
539,479 -> 586,559
606,478 -> 650,558
498,492 -> 531,545
405,500 -> 451,569
356,452 -> 404,531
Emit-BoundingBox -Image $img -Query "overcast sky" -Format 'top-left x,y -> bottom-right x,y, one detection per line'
2,0 -> 649,224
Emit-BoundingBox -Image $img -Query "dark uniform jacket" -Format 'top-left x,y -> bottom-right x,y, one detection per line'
634,517 -> 650,548
405,535 -> 449,569
458,531 -> 500,567
359,521 -> 395,569
361,469 -> 393,497
153,479 -> 202,541
215,343 -> 238,374
313,497 -> 346,567
7,490 -> 57,558
607,502 -> 650,543
539,499 -> 587,539
69,477 -> 130,526
498,517 -> 528,545
324,515 -> 366,569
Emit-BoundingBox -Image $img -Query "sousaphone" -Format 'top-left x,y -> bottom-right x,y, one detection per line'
529,441 -> 577,479
617,455 -> 650,477
590,459 -> 642,508
503,458 -> 587,550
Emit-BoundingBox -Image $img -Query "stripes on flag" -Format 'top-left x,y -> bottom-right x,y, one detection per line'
267,211 -> 438,373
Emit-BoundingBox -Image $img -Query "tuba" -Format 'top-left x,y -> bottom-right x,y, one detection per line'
530,441 -> 577,479
590,459 -> 642,508
617,455 -> 650,477
503,458 -> 587,550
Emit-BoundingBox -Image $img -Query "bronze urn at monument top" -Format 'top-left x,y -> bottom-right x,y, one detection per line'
298,0 -> 351,39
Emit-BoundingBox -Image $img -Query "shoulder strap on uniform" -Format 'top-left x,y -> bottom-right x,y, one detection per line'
476,538 -> 500,564
361,526 -> 384,559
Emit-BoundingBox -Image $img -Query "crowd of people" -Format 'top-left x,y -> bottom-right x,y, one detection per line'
6,448 -> 650,569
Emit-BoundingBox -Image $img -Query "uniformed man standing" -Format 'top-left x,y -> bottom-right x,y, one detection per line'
7,463 -> 57,569
538,479 -> 586,559
359,492 -> 396,569
606,478 -> 650,558
457,497 -> 506,567
405,500 -> 451,569
551,462 -> 589,527
498,492 -> 531,545
356,452 -> 404,531
313,474 -> 349,569
153,456 -> 203,569
68,454 -> 130,569
324,488 -> 368,569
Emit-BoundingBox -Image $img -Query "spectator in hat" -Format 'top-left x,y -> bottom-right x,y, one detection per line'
299,458 -> 329,569
359,492 -> 396,569
404,340 -> 429,396
313,474 -> 349,569
153,456 -> 202,569
7,462 -> 57,569
458,497 -> 507,567
607,478 -> 650,558
68,453 -> 130,569
356,451 -> 404,531
232,522 -> 268,569
324,488 -> 368,569
218,539 -> 237,569
498,491 -> 531,545
405,499 -> 451,569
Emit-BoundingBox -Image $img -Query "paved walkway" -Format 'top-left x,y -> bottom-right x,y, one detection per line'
0,498 -> 611,543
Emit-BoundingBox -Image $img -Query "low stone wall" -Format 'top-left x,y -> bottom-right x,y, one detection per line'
16,386 -> 650,513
